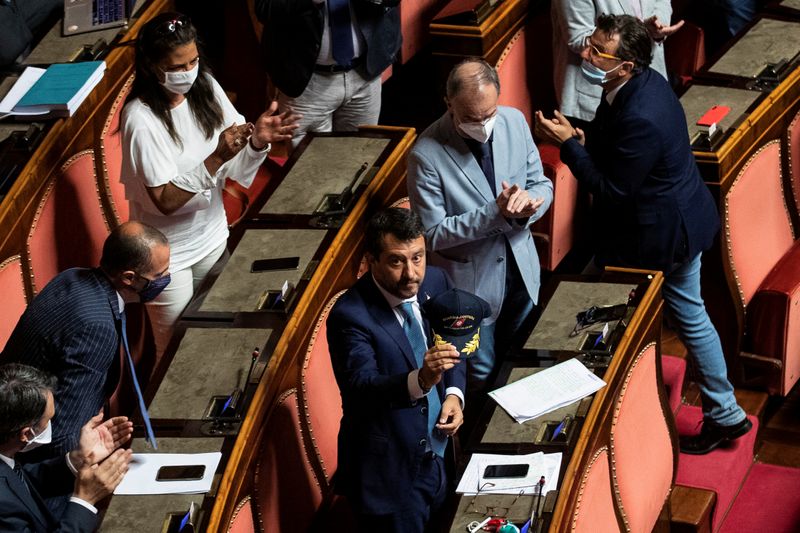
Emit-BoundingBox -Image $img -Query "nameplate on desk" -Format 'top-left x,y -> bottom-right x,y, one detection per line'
260,136 -> 389,216
199,229 -> 326,313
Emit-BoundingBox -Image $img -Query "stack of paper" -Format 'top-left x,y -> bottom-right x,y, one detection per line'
456,452 -> 562,495
489,358 -> 606,423
0,61 -> 106,119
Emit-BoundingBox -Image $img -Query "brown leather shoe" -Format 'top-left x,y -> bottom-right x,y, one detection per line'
679,417 -> 753,455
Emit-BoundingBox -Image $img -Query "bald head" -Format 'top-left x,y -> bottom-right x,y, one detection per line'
446,59 -> 500,100
100,221 -> 169,277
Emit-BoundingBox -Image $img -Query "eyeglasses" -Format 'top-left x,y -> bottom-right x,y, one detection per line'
466,483 -> 525,517
583,36 -> 622,61
155,15 -> 190,35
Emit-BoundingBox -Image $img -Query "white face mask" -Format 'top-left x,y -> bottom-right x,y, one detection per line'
160,61 -> 199,95
20,420 -> 52,453
458,114 -> 497,144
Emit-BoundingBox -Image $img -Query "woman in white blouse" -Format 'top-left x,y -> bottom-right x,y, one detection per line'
121,12 -> 299,357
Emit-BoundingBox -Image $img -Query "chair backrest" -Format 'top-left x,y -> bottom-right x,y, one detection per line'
724,140 -> 795,307
664,22 -> 706,90
785,108 -> 800,228
300,291 -> 346,486
27,150 -> 110,294
609,342 -> 675,533
571,447 -> 621,533
389,196 -> 411,209
398,0 -> 442,64
0,255 -> 27,352
254,388 -> 323,533
227,496 -> 256,533
100,74 -> 134,225
496,27 -> 531,126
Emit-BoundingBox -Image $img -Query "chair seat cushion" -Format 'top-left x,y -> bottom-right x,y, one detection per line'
748,239 -> 800,395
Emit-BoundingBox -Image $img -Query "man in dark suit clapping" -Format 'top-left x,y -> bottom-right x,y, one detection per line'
535,13 -> 750,455
0,363 -> 132,532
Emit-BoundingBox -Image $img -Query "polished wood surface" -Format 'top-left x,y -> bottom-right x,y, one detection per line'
0,0 -> 174,293
429,0 -> 530,65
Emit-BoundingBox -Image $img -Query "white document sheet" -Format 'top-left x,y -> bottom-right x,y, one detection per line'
489,359 -> 606,423
0,67 -> 47,117
456,452 -> 562,495
113,452 -> 222,495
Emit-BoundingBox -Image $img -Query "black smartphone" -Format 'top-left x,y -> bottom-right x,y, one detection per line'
483,464 -> 529,479
156,465 -> 206,482
250,256 -> 300,273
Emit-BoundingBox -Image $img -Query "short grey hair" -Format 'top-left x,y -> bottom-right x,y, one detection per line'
446,58 -> 501,99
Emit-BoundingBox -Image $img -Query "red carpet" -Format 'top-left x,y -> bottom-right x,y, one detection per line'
661,354 -> 686,414
675,405 -> 758,531
718,462 -> 800,533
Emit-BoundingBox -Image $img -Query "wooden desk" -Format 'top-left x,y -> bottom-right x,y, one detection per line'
688,16 -> 800,197
449,268 -> 667,532
0,0 -> 172,292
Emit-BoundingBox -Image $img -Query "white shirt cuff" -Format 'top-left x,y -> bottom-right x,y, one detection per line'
247,141 -> 271,155
69,497 -> 98,514
445,387 -> 465,408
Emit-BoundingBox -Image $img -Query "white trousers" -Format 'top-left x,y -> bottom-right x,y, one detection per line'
145,241 -> 227,358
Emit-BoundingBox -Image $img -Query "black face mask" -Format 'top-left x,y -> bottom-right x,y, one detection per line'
138,273 -> 171,302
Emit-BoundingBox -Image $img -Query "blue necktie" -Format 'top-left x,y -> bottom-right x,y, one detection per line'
328,0 -> 354,67
120,311 -> 158,449
478,141 -> 496,196
398,302 -> 447,457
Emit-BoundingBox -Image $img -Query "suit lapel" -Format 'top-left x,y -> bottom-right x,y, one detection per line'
441,114 -> 496,202
0,463 -> 51,531
491,111 -> 511,191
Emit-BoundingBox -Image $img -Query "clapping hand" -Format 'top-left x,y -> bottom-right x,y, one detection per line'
250,100 -> 302,148
644,16 -> 684,42
496,181 -> 544,219
71,411 -> 133,469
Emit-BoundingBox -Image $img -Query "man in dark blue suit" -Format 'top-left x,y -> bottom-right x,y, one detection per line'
3,221 -> 170,462
0,363 -> 133,532
328,208 -> 467,532
535,14 -> 750,454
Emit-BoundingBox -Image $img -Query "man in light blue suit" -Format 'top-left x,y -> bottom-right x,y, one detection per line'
407,59 -> 553,389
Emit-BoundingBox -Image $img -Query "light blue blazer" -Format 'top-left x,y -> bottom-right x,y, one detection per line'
551,0 -> 671,121
407,106 -> 553,323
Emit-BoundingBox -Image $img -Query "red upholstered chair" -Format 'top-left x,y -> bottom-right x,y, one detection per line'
389,196 -> 411,210
533,144 -> 579,271
496,27 -> 531,126
27,150 -> 110,294
571,447 -> 622,532
226,496 -> 256,533
254,388 -> 324,532
664,22 -> 706,92
609,342 -> 676,533
722,140 -> 800,395
300,290 -> 346,487
784,108 -> 800,232
99,74 -> 134,225
0,255 -> 27,353
398,0 -> 443,64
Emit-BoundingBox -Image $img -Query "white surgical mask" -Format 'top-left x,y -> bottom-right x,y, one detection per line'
580,59 -> 623,86
20,420 -> 52,453
160,61 -> 199,95
458,114 -> 497,144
